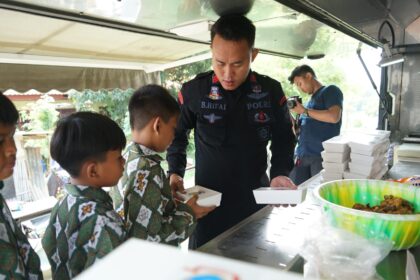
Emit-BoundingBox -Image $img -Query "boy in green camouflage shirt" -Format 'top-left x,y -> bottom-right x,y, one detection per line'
112,85 -> 214,246
0,93 -> 43,279
42,112 -> 127,279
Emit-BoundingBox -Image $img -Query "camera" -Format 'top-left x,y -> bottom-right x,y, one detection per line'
287,96 -> 302,109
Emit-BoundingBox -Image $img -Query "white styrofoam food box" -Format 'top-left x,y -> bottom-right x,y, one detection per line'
322,161 -> 348,173
348,135 -> 390,155
321,149 -> 350,163
350,153 -> 386,166
349,157 -> 387,176
177,185 -> 222,207
321,169 -> 343,181
253,187 -> 307,204
322,135 -> 350,153
77,239 -> 302,280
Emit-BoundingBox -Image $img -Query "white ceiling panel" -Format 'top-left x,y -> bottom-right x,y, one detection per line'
0,9 -> 71,44
43,23 -> 143,53
0,8 -> 209,66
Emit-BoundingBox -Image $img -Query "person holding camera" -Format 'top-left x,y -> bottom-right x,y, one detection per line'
287,65 -> 343,185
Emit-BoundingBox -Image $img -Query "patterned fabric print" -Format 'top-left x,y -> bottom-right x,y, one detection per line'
116,143 -> 196,246
0,182 -> 43,279
42,184 -> 126,279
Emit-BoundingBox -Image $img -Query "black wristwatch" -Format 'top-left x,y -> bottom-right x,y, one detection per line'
303,107 -> 309,117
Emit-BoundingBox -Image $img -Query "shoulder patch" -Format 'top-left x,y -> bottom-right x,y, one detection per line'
279,95 -> 287,106
177,91 -> 184,105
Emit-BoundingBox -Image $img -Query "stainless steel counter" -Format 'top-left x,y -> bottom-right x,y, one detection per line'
198,174 -> 420,280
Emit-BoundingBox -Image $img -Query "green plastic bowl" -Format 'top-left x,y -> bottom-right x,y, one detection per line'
313,179 -> 420,250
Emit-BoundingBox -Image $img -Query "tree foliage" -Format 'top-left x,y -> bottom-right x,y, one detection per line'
21,95 -> 59,131
68,88 -> 134,134
163,58 -> 212,98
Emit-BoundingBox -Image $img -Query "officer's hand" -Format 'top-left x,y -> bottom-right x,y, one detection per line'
270,175 -> 297,189
270,176 -> 298,208
169,173 -> 185,200
186,195 -> 216,219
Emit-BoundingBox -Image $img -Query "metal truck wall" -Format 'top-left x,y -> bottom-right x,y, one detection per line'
398,54 -> 420,136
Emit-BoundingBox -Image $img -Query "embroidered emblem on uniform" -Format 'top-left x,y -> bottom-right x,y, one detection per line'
204,113 -> 222,124
135,170 -> 149,194
252,84 -> 262,93
257,126 -> 270,140
254,112 -> 270,123
136,205 -> 152,227
78,202 -> 96,221
208,86 -> 223,100
248,91 -> 268,100
117,208 -> 124,218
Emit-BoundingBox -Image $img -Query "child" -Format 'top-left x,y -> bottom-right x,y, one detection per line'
42,112 -> 126,279
0,92 -> 43,279
112,85 -> 214,245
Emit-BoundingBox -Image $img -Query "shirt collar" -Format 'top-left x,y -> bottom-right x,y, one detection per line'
0,181 -> 3,190
137,143 -> 158,156
131,142 -> 163,162
64,184 -> 112,204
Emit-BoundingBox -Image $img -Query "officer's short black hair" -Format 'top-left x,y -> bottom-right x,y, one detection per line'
0,91 -> 19,126
288,65 -> 317,84
50,111 -> 126,177
211,14 -> 255,48
129,84 -> 180,131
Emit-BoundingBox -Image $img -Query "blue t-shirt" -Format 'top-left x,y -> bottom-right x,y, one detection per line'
296,85 -> 343,157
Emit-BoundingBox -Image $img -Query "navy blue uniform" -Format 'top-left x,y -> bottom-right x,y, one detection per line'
167,71 -> 295,248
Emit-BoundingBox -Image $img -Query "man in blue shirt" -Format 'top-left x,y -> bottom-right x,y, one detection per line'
288,65 -> 343,185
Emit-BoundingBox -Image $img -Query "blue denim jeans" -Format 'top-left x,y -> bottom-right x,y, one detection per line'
289,156 -> 323,185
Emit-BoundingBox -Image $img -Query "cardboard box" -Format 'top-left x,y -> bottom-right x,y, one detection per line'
253,187 -> 307,204
177,185 -> 222,207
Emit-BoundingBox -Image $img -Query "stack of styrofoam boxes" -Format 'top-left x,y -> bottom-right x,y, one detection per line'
344,131 -> 390,179
320,135 -> 350,182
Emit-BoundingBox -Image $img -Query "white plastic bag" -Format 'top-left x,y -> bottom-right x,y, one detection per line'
300,220 -> 393,280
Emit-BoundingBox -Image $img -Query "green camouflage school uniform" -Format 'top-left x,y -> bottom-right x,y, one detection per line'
0,181 -> 43,279
113,143 -> 196,245
42,184 -> 126,279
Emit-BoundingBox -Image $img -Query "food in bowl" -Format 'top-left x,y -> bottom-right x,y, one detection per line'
352,195 -> 414,214
314,179 -> 420,250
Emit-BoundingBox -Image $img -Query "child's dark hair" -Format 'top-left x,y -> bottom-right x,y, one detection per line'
211,14 -> 255,48
0,92 -> 19,125
129,84 -> 180,130
50,112 -> 126,177
288,65 -> 317,84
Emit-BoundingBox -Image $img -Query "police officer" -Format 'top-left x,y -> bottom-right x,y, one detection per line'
167,14 -> 296,249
